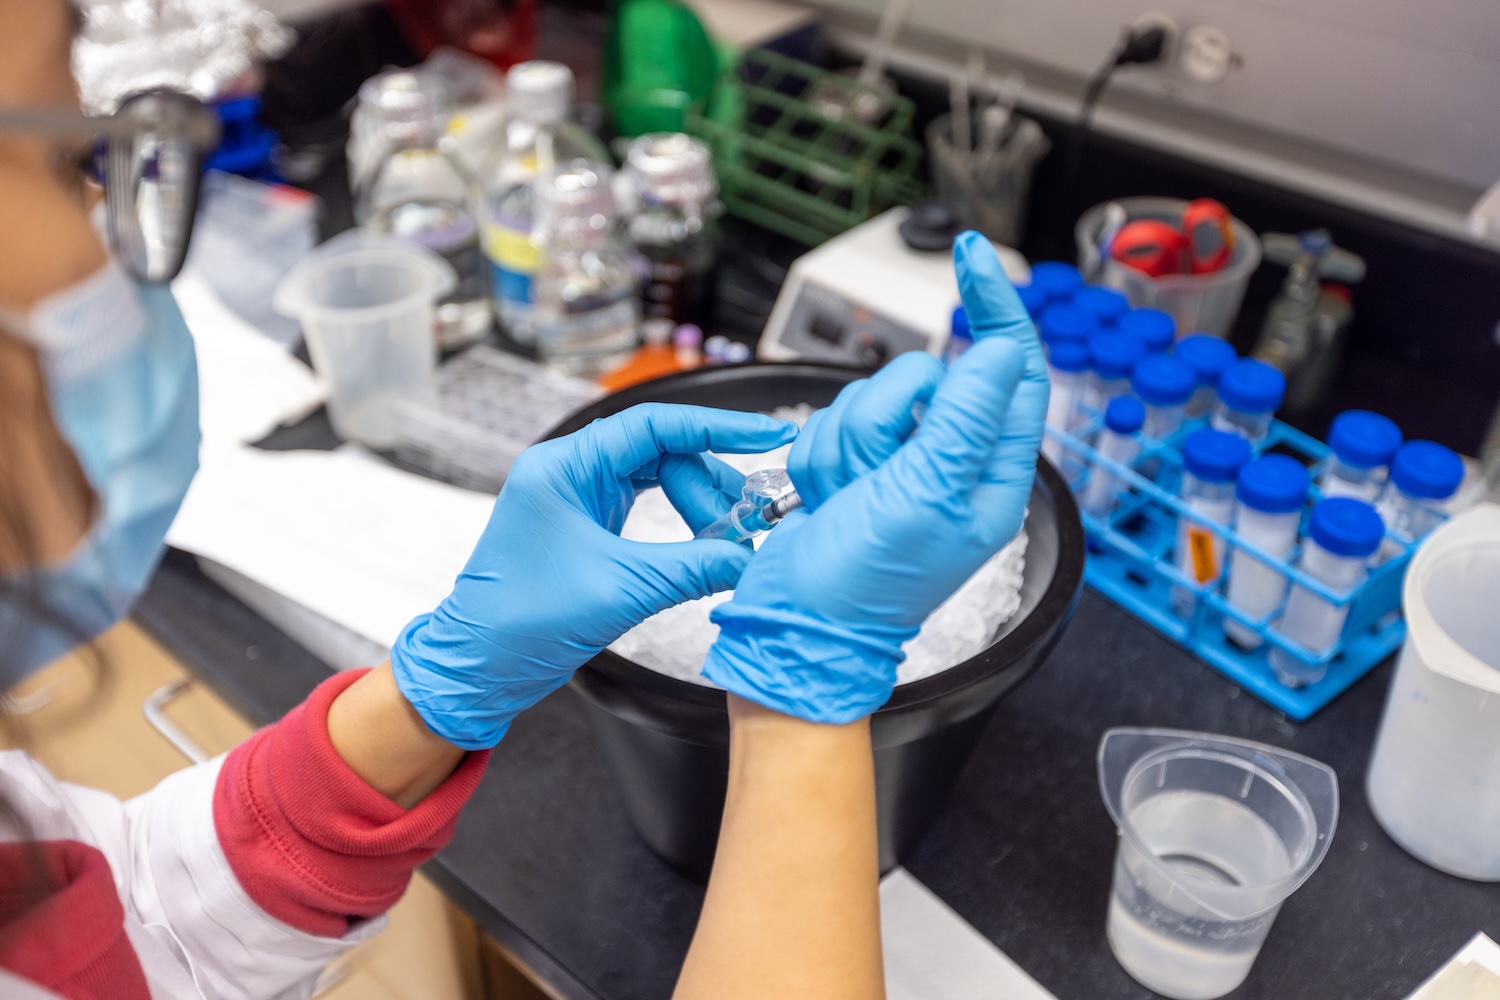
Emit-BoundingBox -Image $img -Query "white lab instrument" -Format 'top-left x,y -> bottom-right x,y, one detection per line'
1079,395 -> 1143,516
1172,430 -> 1252,618
1367,503 -> 1500,882
1269,497 -> 1384,687
1099,728 -> 1338,1000
273,231 -> 454,449
1223,455 -> 1308,650
758,207 -> 1028,366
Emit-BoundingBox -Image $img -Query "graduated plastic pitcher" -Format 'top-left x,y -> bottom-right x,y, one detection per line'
1367,502 -> 1500,880
1099,728 -> 1338,1000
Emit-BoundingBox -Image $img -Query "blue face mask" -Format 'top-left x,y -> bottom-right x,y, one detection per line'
1,263 -> 200,683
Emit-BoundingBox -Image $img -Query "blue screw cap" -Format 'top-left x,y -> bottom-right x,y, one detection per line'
950,305 -> 973,343
1073,286 -> 1132,325
1327,410 -> 1402,471
1390,440 -> 1464,500
1040,305 -> 1096,344
1236,454 -> 1310,514
1174,334 -> 1237,387
1218,359 -> 1287,414
1118,308 -> 1176,352
1048,339 -> 1090,374
1308,497 -> 1385,558
1027,261 -> 1084,302
1183,428 -> 1253,483
1017,283 -> 1050,318
1089,332 -> 1145,381
1131,354 -> 1196,408
1105,394 -> 1145,435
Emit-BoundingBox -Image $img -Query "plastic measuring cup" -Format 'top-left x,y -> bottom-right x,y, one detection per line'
274,231 -> 455,448
1098,728 -> 1338,1000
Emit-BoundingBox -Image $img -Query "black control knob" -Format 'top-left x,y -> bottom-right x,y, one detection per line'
898,201 -> 963,252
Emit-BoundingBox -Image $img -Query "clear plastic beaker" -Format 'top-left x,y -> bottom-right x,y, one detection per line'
1098,728 -> 1338,1000
274,231 -> 455,448
926,112 -> 1050,247
1076,197 -> 1261,338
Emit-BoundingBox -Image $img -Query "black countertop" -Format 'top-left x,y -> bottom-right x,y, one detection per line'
135,549 -> 1498,1000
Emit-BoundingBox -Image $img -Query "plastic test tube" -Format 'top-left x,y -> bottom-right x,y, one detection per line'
1375,440 -> 1464,546
1172,428 -> 1253,618
1080,395 -> 1145,517
1027,261 -> 1084,305
1212,358 -> 1287,445
1130,353 -> 1196,441
1116,307 -> 1176,354
1039,304 -> 1096,354
1223,454 -> 1310,650
1072,286 -> 1131,328
1080,332 -> 1144,417
1175,334 -> 1237,418
1043,339 -> 1091,469
1017,282 -> 1050,320
1322,410 -> 1402,501
1270,497 -> 1385,687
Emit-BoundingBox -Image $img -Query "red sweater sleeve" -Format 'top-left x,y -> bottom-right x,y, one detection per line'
212,669 -> 489,938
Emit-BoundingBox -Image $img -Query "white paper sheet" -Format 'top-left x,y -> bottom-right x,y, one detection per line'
167,447 -> 494,648
1407,934 -> 1500,1000
881,868 -> 1056,1000
172,272 -> 326,447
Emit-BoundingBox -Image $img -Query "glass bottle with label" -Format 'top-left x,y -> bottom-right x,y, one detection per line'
529,161 -> 640,375
621,132 -> 722,327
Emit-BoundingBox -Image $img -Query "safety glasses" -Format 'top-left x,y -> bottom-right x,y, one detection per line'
0,89 -> 220,283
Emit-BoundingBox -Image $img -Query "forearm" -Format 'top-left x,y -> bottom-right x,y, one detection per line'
674,695 -> 885,1000
326,661 -> 466,808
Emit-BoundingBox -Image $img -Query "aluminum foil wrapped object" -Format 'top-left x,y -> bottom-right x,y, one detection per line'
74,0 -> 293,114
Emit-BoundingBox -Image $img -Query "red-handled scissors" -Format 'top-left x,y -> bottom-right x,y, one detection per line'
1109,220 -> 1187,278
1182,198 -> 1234,274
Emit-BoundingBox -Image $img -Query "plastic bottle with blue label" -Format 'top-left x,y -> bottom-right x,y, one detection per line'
1174,334 -> 1237,417
1375,440 -> 1464,547
1212,358 -> 1287,445
1270,497 -> 1385,686
1073,286 -> 1131,328
1117,307 -> 1175,353
1224,454 -> 1310,649
1042,338 -> 1090,470
1173,429 -> 1253,617
1080,395 -> 1145,516
1131,353 -> 1196,441
1321,410 -> 1402,501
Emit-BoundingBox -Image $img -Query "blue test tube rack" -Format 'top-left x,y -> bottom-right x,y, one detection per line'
1048,411 -> 1415,720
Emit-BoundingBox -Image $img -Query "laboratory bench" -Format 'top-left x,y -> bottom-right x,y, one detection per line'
135,546 -> 1498,1000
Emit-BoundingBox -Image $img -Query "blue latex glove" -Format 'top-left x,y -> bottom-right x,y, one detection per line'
393,403 -> 797,748
701,233 -> 1049,722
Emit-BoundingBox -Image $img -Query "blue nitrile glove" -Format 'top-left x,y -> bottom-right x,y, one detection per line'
392,403 -> 797,748
701,233 -> 1049,722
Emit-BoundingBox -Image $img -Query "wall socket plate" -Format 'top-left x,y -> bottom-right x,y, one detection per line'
1181,24 -> 1234,83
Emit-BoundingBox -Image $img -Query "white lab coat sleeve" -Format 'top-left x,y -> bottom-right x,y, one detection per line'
0,751 -> 385,1000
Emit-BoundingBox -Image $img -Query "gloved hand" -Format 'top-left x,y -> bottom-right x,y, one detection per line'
701,233 -> 1049,722
393,403 -> 797,748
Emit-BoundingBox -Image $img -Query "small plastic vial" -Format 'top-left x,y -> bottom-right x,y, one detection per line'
1042,339 -> 1091,470
1130,354 -> 1196,441
1026,261 -> 1084,305
673,323 -> 704,368
1321,410 -> 1402,501
1017,282 -> 1050,319
1270,497 -> 1385,687
530,161 -> 641,375
1081,332 -> 1144,416
1376,440 -> 1464,546
1073,286 -> 1132,328
1212,358 -> 1287,445
1173,429 -> 1254,617
945,305 -> 974,364
1117,307 -> 1176,354
1174,334 -> 1237,418
1080,395 -> 1145,517
1039,304 -> 1096,354
1224,454 -> 1310,650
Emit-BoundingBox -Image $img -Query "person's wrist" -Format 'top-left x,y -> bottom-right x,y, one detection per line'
326,663 -> 467,809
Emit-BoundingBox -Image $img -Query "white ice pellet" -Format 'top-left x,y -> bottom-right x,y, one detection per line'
609,403 -> 1029,687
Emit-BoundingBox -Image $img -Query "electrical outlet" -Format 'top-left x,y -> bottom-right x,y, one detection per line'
1181,24 -> 1234,83
1128,12 -> 1179,65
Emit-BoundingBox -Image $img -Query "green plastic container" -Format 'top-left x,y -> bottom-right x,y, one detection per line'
602,0 -> 719,137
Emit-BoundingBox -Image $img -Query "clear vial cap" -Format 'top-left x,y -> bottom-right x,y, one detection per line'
624,133 -> 718,208
507,61 -> 573,125
535,160 -> 618,241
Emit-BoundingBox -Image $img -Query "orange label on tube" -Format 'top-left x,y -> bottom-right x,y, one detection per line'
1187,524 -> 1220,584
